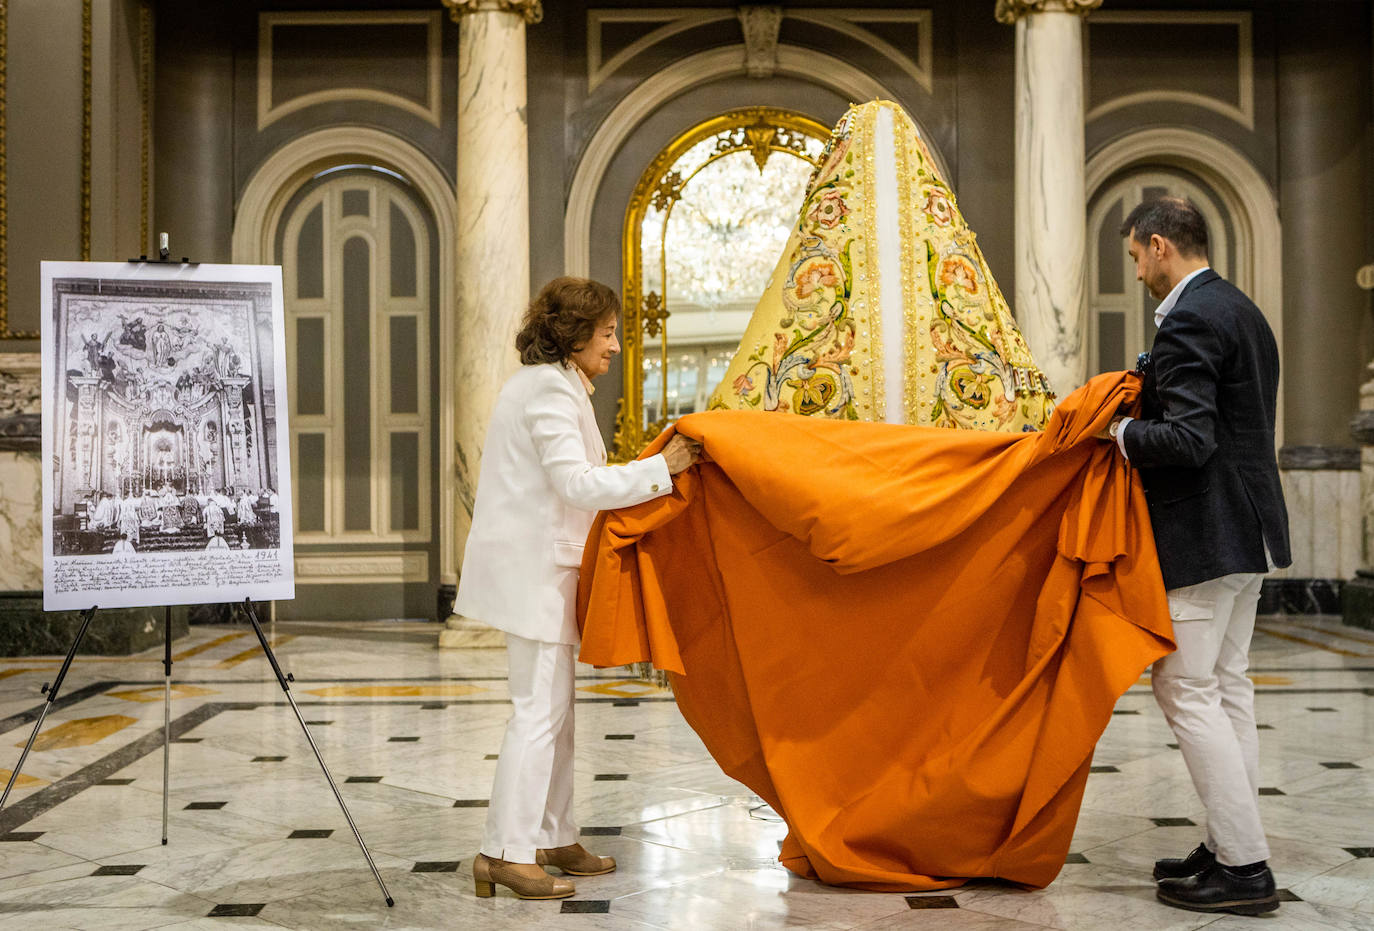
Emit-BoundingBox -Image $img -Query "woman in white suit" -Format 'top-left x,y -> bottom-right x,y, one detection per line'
458,277 -> 698,900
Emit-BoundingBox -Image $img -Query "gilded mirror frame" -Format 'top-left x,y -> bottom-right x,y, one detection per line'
614,106 -> 830,462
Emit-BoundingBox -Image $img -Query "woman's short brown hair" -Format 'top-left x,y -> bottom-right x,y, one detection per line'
515,277 -> 620,366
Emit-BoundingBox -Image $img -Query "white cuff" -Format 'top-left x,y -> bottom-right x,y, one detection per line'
1115,416 -> 1134,460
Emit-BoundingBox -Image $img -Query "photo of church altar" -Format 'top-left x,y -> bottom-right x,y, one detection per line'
46,268 -> 284,559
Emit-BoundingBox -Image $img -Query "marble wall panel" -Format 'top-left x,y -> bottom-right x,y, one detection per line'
0,452 -> 41,591
1274,469 -> 1360,581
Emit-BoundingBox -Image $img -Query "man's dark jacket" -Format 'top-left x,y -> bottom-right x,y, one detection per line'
1123,269 -> 1291,590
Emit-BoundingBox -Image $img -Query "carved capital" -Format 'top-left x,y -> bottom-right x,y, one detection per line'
738,6 -> 783,79
442,0 -> 542,25
995,0 -> 1103,25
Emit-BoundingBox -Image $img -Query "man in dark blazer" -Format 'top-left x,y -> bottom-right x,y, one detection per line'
1102,196 -> 1291,916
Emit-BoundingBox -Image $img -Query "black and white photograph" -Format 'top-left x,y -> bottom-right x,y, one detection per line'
41,261 -> 294,610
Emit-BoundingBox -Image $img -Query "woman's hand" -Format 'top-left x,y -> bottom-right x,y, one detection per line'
662,435 -> 702,475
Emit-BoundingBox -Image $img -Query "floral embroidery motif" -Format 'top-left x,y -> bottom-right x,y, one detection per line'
708,100 -> 1053,433
807,191 -> 850,230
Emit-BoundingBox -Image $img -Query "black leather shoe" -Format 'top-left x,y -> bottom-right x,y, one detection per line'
1153,843 -> 1216,881
1156,862 -> 1279,915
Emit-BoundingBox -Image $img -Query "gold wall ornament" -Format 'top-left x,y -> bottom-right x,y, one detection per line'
614,106 -> 829,462
995,0 -> 1103,25
441,0 -> 543,25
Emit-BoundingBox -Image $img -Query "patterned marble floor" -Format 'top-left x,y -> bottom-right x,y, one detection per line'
0,615 -> 1370,930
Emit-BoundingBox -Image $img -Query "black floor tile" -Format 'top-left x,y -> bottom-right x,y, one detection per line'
208,904 -> 266,917
1344,847 -> 1374,858
906,895 -> 959,909
184,801 -> 227,810
604,734 -> 635,740
172,737 -> 202,744
252,756 -> 286,762
1064,853 -> 1089,864
1259,787 -> 1285,796
1166,743 -> 1180,749
580,826 -> 621,836
561,901 -> 610,914
98,778 -> 135,785
1151,817 -> 1196,827
1277,889 -> 1303,902
1112,709 -> 1140,715
1321,762 -> 1360,769
421,703 -> 445,710
594,774 -> 628,781
612,700 -> 640,707
305,720 -> 333,725
346,776 -> 384,784
412,861 -> 461,872
288,829 -> 334,839
1307,707 -> 1337,712
0,832 -> 43,842
1090,765 -> 1119,773
453,799 -> 489,808
389,736 -> 420,742
92,864 -> 145,876
1256,724 -> 1274,730
484,754 -> 499,760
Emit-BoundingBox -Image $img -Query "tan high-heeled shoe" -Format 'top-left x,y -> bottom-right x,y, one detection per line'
472,853 -> 575,899
536,843 -> 617,876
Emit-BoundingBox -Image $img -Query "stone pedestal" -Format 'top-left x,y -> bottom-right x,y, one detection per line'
439,0 -> 541,648
1341,366 -> 1374,629
998,0 -> 1101,397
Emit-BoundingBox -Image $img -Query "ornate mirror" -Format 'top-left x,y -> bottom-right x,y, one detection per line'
615,107 -> 830,461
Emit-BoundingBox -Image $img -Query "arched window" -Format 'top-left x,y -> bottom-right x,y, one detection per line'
617,107 -> 830,459
1087,169 -> 1234,376
279,166 -> 433,542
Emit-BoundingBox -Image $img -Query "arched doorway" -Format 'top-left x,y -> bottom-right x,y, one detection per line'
234,130 -> 455,619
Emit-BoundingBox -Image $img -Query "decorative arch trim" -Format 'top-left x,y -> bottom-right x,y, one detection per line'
564,43 -> 949,277
232,127 -> 460,584
1086,126 -> 1283,442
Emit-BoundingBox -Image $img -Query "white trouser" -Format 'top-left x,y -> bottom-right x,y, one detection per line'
1151,571 -> 1269,867
480,633 -> 579,863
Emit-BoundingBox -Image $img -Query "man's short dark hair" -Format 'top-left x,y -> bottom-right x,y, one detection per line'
1120,196 -> 1209,259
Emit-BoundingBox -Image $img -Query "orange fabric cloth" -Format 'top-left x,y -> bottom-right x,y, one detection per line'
577,371 -> 1174,891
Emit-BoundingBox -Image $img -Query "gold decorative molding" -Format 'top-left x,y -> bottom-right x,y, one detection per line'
258,12 -> 444,130
139,0 -> 152,254
995,0 -> 1102,25
614,106 -> 828,462
81,0 -> 91,261
442,0 -> 543,25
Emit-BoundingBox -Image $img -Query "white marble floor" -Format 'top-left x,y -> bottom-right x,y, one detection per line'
0,615 -> 1370,930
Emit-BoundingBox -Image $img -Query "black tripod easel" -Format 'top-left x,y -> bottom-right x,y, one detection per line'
0,600 -> 393,906
5,238 -> 393,905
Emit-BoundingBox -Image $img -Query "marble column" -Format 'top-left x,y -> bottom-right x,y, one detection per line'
997,0 -> 1101,397
439,0 -> 541,648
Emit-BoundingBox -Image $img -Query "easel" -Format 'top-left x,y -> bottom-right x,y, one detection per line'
0,600 -> 392,906
4,239 -> 394,906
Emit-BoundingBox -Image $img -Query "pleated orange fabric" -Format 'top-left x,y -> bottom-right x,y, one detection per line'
577,371 -> 1174,891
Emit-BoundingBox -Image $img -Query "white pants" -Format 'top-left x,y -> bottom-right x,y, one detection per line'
481,633 -> 580,863
1151,571 -> 1269,867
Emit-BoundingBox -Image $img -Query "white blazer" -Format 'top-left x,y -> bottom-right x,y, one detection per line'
455,363 -> 672,644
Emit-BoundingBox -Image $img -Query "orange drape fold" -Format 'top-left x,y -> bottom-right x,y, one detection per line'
578,371 -> 1174,891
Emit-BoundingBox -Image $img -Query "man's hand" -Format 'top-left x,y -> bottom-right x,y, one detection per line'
662,435 -> 702,475
1094,415 -> 1128,442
